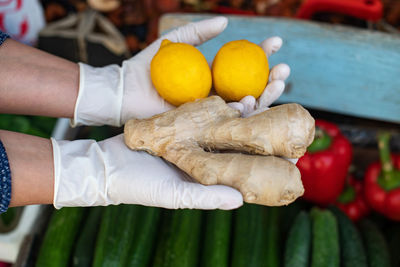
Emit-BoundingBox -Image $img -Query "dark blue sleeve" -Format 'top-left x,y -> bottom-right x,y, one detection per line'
0,32 -> 12,213
0,30 -> 10,46
0,140 -> 12,213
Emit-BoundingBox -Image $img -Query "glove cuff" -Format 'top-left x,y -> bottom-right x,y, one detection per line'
71,63 -> 124,127
51,138 -> 114,209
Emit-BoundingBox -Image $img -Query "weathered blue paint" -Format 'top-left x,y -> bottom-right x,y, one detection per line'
160,14 -> 400,124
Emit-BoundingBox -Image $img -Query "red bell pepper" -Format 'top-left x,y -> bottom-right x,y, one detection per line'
336,176 -> 369,221
364,132 -> 400,221
296,120 -> 352,205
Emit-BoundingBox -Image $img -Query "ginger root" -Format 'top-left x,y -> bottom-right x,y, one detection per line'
124,96 -> 315,206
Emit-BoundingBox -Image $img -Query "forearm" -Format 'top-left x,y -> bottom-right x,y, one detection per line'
0,130 -> 54,207
0,39 -> 79,118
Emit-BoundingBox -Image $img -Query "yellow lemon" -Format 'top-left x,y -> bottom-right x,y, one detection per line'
212,40 -> 269,101
150,39 -> 212,106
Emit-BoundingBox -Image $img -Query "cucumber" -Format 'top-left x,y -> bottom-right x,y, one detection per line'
0,207 -> 18,226
231,204 -> 269,267
152,209 -> 202,267
310,208 -> 339,267
284,211 -> 311,267
36,207 -> 85,267
92,204 -> 139,267
330,206 -> 367,267
72,207 -> 103,267
126,206 -> 161,267
281,200 -> 309,238
386,223 -> 400,267
358,219 -> 391,267
0,207 -> 23,233
200,210 -> 232,267
265,207 -> 281,267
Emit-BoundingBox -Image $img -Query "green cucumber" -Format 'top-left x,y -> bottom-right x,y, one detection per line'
310,208 -> 339,267
127,206 -> 161,267
72,207 -> 103,267
200,210 -> 232,267
1,207 -> 18,226
265,207 -> 280,267
359,219 -> 391,267
330,206 -> 367,267
231,204 -> 269,267
92,204 -> 139,267
281,200 -> 308,239
284,211 -> 311,267
0,207 -> 23,233
152,209 -> 202,267
36,207 -> 85,267
386,223 -> 400,267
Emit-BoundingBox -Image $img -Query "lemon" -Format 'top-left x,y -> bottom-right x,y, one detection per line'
150,39 -> 212,106
212,40 -> 269,101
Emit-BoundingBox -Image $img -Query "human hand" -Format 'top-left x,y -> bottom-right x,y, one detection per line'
73,16 -> 229,127
227,37 -> 291,118
224,37 -> 295,164
52,134 -> 243,209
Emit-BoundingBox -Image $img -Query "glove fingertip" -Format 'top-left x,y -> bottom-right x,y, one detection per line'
261,36 -> 283,57
211,186 -> 243,210
257,80 -> 284,108
197,16 -> 228,42
218,199 -> 244,210
191,184 -> 243,210
211,16 -> 228,29
270,63 -> 291,81
227,102 -> 244,113
172,16 -> 229,46
239,95 -> 256,106
284,157 -> 298,164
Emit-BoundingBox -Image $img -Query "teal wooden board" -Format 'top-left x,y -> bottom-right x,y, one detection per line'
159,14 -> 400,124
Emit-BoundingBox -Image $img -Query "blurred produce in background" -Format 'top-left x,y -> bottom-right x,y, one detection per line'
39,0 -> 400,55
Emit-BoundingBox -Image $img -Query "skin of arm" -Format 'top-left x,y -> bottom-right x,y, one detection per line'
0,38 -> 79,118
0,130 -> 54,207
0,39 -> 78,206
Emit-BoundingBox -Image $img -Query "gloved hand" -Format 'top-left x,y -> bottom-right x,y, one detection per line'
72,17 -> 226,126
227,37 -> 294,163
51,134 -> 243,209
73,16 -> 290,126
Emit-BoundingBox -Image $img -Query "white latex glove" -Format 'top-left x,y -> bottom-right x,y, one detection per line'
72,16 -> 229,127
227,37 -> 291,118
51,134 -> 243,210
